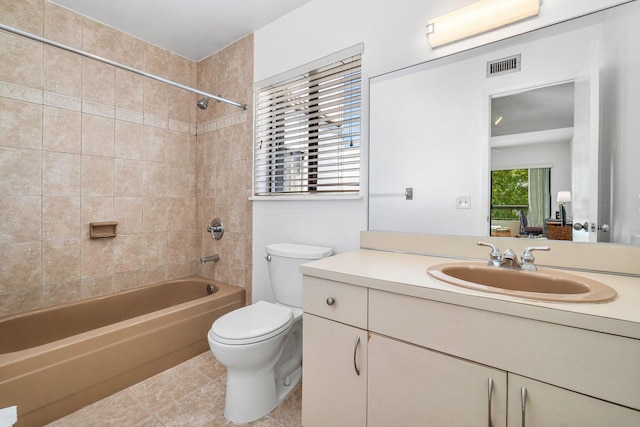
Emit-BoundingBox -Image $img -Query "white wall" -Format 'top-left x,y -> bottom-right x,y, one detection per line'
601,2 -> 640,245
252,0 -> 633,302
254,0 -> 630,82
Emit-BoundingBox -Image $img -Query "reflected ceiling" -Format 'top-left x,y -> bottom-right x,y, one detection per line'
491,82 -> 575,136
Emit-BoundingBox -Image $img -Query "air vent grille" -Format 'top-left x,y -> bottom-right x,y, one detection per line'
487,54 -> 521,78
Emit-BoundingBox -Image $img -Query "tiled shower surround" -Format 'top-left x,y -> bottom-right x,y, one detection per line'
0,0 -> 254,317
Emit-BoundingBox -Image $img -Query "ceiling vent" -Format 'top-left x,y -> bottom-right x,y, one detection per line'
487,54 -> 521,78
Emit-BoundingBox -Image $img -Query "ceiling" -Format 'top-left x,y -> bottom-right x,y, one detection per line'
50,0 -> 312,61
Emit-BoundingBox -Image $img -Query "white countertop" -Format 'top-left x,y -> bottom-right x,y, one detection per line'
301,249 -> 640,339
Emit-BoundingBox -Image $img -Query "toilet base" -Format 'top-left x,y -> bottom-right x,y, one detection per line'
219,319 -> 303,424
224,363 -> 301,424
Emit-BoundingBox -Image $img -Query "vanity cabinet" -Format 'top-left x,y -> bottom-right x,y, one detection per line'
369,288 -> 640,426
508,374 -> 640,426
368,333 -> 507,427
302,274 -> 640,426
367,331 -> 640,427
302,277 -> 368,427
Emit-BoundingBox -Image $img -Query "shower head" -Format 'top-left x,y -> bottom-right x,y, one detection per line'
197,97 -> 209,110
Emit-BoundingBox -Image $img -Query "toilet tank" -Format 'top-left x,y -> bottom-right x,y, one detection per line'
266,243 -> 333,308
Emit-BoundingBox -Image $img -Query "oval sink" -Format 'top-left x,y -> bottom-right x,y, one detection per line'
427,263 -> 617,303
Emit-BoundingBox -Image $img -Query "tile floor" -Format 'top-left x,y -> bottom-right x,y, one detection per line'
46,351 -> 302,426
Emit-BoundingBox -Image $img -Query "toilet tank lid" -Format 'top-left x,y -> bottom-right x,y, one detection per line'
266,243 -> 333,259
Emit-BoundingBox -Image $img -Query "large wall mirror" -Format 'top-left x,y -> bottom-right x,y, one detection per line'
369,1 -> 639,245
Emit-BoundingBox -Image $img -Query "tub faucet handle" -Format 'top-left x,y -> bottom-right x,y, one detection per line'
207,218 -> 224,240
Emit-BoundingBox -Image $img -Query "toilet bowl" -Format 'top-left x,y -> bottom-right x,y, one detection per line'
207,243 -> 332,424
208,301 -> 302,423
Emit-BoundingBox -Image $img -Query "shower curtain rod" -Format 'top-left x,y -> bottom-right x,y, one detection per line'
0,23 -> 247,110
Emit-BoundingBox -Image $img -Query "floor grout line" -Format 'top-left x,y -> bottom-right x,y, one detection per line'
48,351 -> 302,426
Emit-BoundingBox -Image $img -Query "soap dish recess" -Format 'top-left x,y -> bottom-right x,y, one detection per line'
89,222 -> 117,239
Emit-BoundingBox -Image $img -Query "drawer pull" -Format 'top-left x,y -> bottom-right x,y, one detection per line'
521,386 -> 527,427
487,377 -> 494,427
326,297 -> 335,306
353,336 -> 361,376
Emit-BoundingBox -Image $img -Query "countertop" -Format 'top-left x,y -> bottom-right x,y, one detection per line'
300,249 -> 640,339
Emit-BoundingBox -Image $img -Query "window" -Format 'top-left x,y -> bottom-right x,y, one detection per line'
491,167 -> 551,226
491,168 -> 529,220
254,49 -> 362,196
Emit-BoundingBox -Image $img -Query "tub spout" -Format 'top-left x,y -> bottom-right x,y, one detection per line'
200,254 -> 220,264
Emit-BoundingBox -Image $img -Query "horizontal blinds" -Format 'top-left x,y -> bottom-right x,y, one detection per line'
254,54 -> 361,196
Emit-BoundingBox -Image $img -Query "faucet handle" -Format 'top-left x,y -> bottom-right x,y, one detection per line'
521,246 -> 550,270
477,241 -> 501,266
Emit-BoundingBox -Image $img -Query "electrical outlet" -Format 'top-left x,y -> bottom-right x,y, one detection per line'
456,196 -> 471,209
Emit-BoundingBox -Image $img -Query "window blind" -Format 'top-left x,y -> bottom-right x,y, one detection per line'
254,53 -> 362,196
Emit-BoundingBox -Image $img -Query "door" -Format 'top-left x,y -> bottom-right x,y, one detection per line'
368,333 -> 507,427
572,40 -> 601,242
301,313 -> 367,427
508,374 -> 640,426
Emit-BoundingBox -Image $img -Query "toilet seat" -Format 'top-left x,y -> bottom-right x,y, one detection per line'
210,301 -> 293,345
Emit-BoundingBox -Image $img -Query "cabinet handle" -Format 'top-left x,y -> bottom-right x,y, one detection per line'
487,377 -> 494,427
520,386 -> 528,427
353,336 -> 361,376
326,297 -> 335,306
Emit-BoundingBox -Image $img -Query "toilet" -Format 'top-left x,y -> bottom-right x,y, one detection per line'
207,243 -> 332,424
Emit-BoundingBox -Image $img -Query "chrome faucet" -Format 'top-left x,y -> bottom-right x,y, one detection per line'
500,248 -> 521,269
200,254 -> 220,264
477,241 -> 502,267
520,246 -> 550,271
477,242 -> 550,271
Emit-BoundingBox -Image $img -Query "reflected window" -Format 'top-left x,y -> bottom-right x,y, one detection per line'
491,167 -> 550,236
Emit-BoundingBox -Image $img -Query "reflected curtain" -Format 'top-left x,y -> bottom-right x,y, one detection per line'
528,168 -> 551,227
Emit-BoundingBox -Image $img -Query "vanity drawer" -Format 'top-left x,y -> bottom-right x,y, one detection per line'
303,276 -> 367,329
369,289 -> 640,411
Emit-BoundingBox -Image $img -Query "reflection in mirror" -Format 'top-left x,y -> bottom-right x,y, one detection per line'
491,83 -> 574,136
490,82 -> 573,240
490,167 -> 550,238
369,1 -> 640,245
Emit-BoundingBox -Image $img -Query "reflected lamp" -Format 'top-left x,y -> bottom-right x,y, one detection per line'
557,190 -> 572,226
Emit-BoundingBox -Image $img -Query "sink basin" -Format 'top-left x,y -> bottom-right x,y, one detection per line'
427,263 -> 617,303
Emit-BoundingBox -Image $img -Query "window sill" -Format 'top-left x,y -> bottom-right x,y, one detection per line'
250,194 -> 363,201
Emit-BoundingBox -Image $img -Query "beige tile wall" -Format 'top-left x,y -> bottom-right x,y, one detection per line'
0,0 -> 254,316
195,35 -> 254,304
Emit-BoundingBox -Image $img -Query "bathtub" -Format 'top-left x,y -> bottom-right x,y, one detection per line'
0,276 -> 245,427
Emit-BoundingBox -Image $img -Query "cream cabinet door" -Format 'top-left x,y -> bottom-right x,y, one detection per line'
368,333 -> 507,427
508,374 -> 640,427
302,313 -> 367,427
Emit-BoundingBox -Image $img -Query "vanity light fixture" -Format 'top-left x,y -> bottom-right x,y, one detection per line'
426,0 -> 541,48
